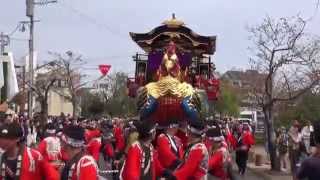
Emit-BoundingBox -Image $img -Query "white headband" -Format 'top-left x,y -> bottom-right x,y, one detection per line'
208,136 -> 223,142
169,124 -> 179,128
46,129 -> 56,134
61,134 -> 84,148
188,125 -> 204,135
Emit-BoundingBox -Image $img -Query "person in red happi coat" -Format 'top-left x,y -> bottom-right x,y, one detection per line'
157,119 -> 184,170
85,126 -> 102,162
164,120 -> 209,180
242,123 -> 255,147
206,127 -> 233,180
120,120 -> 164,180
0,123 -> 59,180
225,125 -> 237,150
101,131 -> 115,161
235,123 -> 255,175
60,125 -> 98,180
37,123 -> 63,169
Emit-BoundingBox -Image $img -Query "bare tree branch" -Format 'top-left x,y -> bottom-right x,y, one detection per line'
248,15 -> 320,170
48,51 -> 90,117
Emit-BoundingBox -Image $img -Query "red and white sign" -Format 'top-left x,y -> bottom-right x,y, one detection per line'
99,65 -> 111,76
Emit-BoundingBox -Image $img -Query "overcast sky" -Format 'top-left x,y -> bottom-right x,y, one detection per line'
0,0 -> 319,79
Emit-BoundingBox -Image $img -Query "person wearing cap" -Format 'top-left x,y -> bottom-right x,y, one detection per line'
120,120 -> 164,180
60,124 -> 98,180
204,120 -> 219,151
171,120 -> 209,180
235,122 -> 255,175
157,119 -> 184,170
206,127 -> 232,180
205,122 -> 230,152
37,123 -> 62,169
0,123 -> 59,180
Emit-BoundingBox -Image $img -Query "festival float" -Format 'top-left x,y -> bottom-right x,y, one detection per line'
127,14 -> 220,125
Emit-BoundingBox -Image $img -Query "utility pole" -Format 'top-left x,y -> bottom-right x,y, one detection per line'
25,0 -> 56,118
26,0 -> 34,118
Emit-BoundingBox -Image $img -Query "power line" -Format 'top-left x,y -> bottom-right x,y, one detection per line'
314,0 -> 320,18
82,67 -> 98,70
0,22 -> 24,38
83,55 -> 133,61
59,1 -> 128,39
34,0 -> 57,6
10,37 -> 28,41
8,23 -> 21,36
306,0 -> 320,21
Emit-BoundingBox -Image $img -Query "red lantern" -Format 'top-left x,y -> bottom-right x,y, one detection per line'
99,65 -> 111,76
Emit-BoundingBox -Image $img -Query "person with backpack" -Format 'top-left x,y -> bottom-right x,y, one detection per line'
277,126 -> 289,172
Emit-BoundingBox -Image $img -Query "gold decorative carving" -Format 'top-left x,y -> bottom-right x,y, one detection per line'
145,76 -> 194,99
162,13 -> 185,28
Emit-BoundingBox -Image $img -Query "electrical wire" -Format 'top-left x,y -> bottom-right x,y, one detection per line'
82,67 -> 98,70
314,0 -> 320,18
35,0 -> 57,6
306,0 -> 320,21
59,1 -> 127,39
82,55 -> 133,63
8,23 -> 21,36
10,37 -> 28,41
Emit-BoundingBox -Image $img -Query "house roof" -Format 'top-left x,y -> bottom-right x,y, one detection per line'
130,14 -> 216,56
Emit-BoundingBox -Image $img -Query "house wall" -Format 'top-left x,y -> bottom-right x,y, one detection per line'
47,89 -> 73,116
